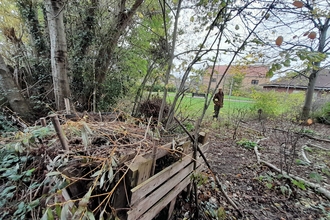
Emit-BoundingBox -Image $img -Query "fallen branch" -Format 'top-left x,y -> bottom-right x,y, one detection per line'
273,127 -> 330,143
240,125 -> 264,135
306,143 -> 330,151
253,146 -> 330,200
302,133 -> 330,143
254,145 -> 261,164
301,145 -> 311,164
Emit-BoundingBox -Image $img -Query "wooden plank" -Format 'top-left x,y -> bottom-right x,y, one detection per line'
130,152 -> 193,205
167,197 -> 177,220
130,143 -> 208,205
134,174 -> 191,220
127,162 -> 194,220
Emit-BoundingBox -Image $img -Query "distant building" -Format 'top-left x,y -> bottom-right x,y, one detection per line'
261,69 -> 330,97
203,65 -> 270,90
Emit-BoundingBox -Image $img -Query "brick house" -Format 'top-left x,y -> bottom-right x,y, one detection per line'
261,69 -> 330,97
203,65 -> 270,91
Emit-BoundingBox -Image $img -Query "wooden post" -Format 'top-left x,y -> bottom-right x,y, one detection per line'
64,98 -> 71,114
151,144 -> 157,176
50,114 -> 69,151
40,117 -> 47,127
127,156 -> 153,188
198,131 -> 208,145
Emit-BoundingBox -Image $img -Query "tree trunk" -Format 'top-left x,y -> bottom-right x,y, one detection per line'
132,63 -> 156,116
158,0 -> 182,127
301,70 -> 318,119
94,0 -> 144,85
44,0 -> 71,110
301,18 -> 329,119
16,0 -> 48,58
0,55 -> 31,120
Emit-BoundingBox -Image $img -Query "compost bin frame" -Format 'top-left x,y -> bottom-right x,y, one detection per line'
125,136 -> 208,220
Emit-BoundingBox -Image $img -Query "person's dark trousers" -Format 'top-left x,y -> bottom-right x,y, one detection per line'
213,105 -> 220,119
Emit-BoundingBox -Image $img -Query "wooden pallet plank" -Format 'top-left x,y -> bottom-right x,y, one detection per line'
130,142 -> 208,205
127,162 -> 194,220
135,174 -> 191,220
130,152 -> 193,205
167,196 -> 177,220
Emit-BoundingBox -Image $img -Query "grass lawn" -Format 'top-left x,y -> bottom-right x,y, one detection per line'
166,93 -> 254,119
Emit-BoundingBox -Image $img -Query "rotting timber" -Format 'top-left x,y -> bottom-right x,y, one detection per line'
36,112 -> 208,220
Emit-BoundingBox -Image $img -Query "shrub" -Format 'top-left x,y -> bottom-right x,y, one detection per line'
251,90 -> 304,117
313,101 -> 330,124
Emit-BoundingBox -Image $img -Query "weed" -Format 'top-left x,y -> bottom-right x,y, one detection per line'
291,179 -> 306,190
191,172 -> 208,187
321,168 -> 330,177
295,159 -> 310,166
299,128 -> 317,135
279,185 -> 292,197
236,138 -> 257,149
309,172 -> 323,183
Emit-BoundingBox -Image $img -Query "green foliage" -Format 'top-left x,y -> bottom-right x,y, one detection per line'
309,172 -> 323,184
191,172 -> 208,186
4,126 -> 55,153
225,73 -> 245,96
296,50 -> 327,67
295,159 -> 310,166
0,148 -> 40,219
251,90 -> 304,117
313,101 -> 330,125
279,185 -> 292,197
0,113 -> 18,133
257,173 -> 274,189
299,128 -> 316,135
291,179 -> 306,190
236,138 -> 257,149
322,168 -> 330,177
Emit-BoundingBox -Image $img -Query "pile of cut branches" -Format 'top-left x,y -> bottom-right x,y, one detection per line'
0,113 -> 183,219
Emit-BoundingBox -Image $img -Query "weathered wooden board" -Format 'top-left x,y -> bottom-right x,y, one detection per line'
135,174 -> 191,220
126,142 -> 208,220
127,162 -> 194,220
130,151 -> 194,205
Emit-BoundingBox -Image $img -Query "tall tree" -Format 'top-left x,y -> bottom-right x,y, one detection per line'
0,55 -> 31,121
250,0 -> 330,119
44,0 -> 71,110
158,0 -> 182,124
94,0 -> 144,85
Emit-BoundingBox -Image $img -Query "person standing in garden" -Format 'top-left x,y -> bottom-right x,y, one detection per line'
213,88 -> 224,120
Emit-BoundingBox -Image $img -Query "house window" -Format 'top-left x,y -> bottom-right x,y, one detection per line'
211,78 -> 216,82
251,80 -> 259,85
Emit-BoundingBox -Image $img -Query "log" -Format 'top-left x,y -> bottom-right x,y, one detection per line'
253,146 -> 330,200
